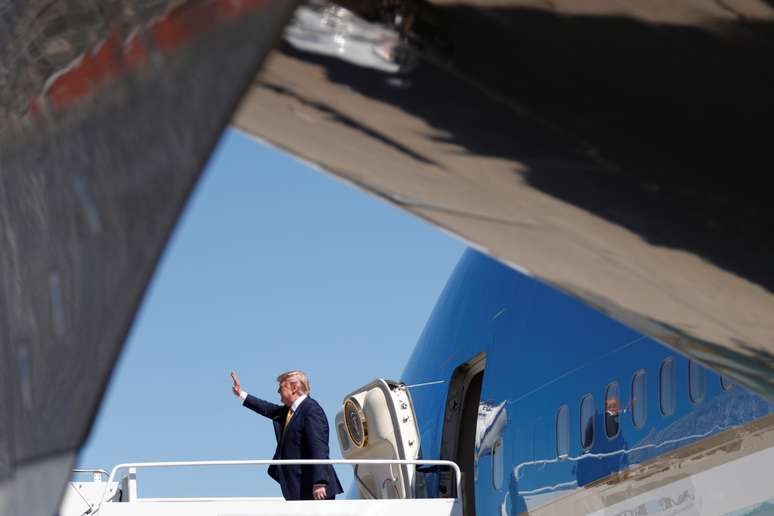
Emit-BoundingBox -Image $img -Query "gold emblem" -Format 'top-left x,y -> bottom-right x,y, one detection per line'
344,397 -> 368,448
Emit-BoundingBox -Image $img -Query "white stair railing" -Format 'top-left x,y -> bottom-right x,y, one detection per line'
71,468 -> 109,482
94,458 -> 461,511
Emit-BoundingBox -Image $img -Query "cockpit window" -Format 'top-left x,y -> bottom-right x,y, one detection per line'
556,405 -> 569,458
631,370 -> 647,429
580,394 -> 594,449
689,359 -> 706,404
660,357 -> 676,416
605,382 -> 620,438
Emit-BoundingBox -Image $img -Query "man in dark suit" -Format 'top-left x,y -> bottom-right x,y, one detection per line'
230,369 -> 344,500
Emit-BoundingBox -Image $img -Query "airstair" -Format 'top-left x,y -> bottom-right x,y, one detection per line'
60,459 -> 462,516
61,379 -> 461,516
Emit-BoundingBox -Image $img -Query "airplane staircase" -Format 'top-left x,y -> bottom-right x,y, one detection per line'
60,459 -> 463,516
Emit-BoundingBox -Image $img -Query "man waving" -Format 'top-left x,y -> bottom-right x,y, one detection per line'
230,370 -> 344,500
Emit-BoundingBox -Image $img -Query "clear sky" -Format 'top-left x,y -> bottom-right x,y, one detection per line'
74,128 -> 465,498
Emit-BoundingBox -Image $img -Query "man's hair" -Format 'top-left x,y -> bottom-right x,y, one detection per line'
277,370 -> 310,395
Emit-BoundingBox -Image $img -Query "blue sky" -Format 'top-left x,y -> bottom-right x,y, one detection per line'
75,128 -> 464,498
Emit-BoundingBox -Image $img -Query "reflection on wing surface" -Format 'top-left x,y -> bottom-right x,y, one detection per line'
235,0 -> 774,395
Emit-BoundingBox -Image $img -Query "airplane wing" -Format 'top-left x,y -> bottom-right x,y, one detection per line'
0,0 -> 297,513
234,0 -> 774,395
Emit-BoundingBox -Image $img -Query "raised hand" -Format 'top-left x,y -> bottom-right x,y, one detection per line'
230,370 -> 242,397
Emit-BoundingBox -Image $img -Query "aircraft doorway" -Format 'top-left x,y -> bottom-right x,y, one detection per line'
440,353 -> 486,516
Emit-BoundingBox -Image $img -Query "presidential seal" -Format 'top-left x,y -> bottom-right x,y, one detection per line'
344,397 -> 368,448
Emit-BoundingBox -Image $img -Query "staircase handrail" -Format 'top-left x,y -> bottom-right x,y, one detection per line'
95,458 -> 461,510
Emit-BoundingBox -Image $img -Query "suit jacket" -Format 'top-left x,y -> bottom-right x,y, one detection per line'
243,394 -> 344,500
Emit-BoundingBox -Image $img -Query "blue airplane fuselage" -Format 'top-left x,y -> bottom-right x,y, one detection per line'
401,249 -> 773,515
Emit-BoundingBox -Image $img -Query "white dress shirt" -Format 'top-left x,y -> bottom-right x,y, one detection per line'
290,394 -> 307,413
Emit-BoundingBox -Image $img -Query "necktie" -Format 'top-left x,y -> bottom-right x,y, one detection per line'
284,408 -> 294,428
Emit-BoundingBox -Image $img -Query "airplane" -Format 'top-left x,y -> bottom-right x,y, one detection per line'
339,249 -> 774,515
1,0 -> 773,514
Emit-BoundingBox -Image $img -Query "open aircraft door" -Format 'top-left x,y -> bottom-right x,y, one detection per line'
336,379 -> 421,499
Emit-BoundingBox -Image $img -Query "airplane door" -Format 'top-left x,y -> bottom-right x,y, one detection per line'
475,291 -> 535,516
335,379 -> 421,499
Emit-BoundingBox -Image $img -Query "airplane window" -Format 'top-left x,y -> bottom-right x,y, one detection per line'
580,394 -> 594,449
689,359 -> 706,404
660,358 -> 676,416
631,370 -> 647,429
556,405 -> 569,458
605,382 -> 620,438
492,436 -> 504,490
720,375 -> 735,391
